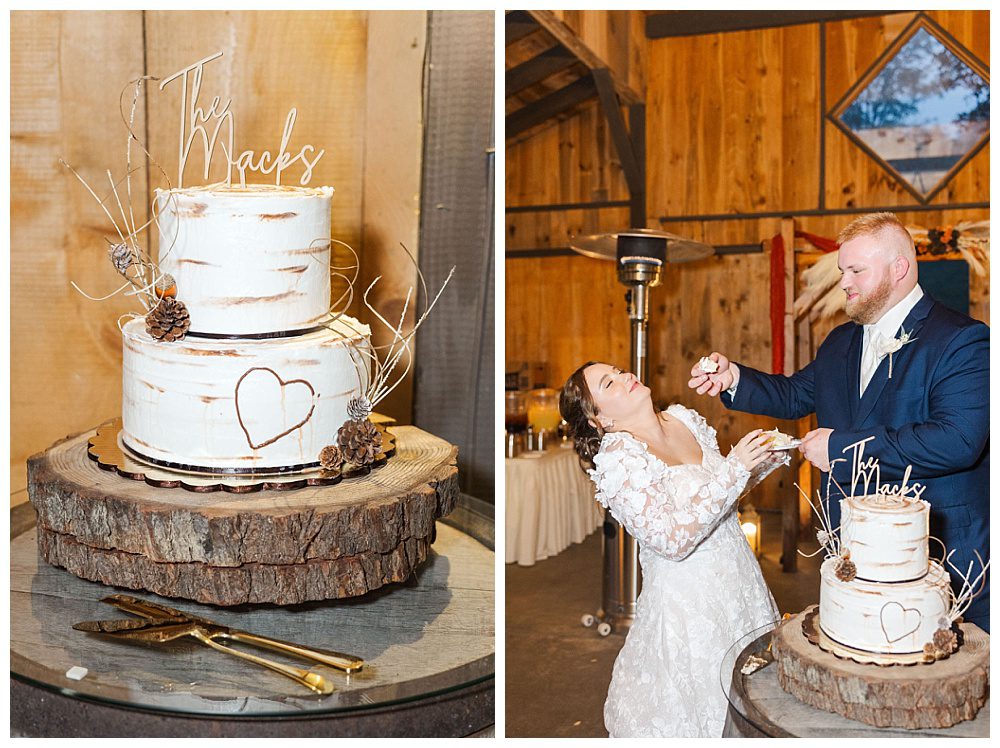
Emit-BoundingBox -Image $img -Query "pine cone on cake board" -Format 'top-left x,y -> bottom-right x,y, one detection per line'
318,444 -> 344,472
338,418 -> 383,467
336,396 -> 383,468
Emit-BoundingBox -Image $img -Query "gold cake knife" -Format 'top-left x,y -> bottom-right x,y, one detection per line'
101,593 -> 365,673
73,617 -> 334,695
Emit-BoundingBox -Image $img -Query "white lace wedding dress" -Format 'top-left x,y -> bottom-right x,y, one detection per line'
589,404 -> 782,738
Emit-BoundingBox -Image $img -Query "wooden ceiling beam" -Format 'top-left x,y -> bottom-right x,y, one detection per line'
506,76 -> 597,139
645,10 -> 899,38
505,45 -> 577,96
593,68 -> 642,198
526,10 -> 641,105
505,10 -> 539,45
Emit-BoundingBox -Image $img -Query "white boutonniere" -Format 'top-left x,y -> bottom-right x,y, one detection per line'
876,328 -> 917,379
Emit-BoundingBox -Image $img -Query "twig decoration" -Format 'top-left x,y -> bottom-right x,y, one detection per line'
63,75 -> 180,319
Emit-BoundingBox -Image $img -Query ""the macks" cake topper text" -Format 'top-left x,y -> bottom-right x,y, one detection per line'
836,437 -> 927,502
160,51 -> 325,188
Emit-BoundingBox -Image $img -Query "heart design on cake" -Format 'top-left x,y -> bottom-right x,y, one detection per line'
235,367 -> 317,449
879,601 -> 922,644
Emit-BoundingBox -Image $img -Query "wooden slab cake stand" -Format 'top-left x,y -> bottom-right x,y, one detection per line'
27,423 -> 459,606
772,606 -> 989,729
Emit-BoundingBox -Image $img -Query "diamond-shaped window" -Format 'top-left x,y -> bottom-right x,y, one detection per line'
830,15 -> 989,203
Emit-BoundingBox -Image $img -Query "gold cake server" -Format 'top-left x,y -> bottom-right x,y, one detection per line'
101,593 -> 364,673
73,618 -> 334,695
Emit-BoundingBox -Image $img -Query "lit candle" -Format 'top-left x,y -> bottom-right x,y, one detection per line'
740,502 -> 762,557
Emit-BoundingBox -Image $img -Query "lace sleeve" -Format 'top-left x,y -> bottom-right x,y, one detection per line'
590,435 -> 752,561
745,449 -> 790,492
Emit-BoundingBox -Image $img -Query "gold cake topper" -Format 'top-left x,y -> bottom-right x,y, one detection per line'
159,51 -> 325,188
836,436 -> 926,503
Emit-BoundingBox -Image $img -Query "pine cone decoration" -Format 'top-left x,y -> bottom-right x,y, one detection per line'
108,242 -> 133,275
146,297 -> 191,342
319,445 -> 343,471
922,642 -> 938,663
835,553 -> 857,582
933,627 -> 958,655
346,396 -> 372,422
337,417 -> 383,466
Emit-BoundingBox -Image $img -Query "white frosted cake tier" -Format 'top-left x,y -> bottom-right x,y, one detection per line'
819,557 -> 950,655
121,315 -> 370,472
840,495 -> 930,582
155,184 -> 334,335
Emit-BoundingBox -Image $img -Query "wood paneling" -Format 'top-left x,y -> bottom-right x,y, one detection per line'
505,255 -> 630,389
361,11 -> 426,424
507,101 -> 630,211
647,23 -> 823,218
11,11 -> 427,498
506,10 -> 989,514
11,10 -> 147,500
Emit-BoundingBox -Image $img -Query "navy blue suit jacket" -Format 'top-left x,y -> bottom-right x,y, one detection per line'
722,294 -> 990,630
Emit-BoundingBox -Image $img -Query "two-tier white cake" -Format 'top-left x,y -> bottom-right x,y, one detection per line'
121,184 -> 370,473
818,494 -> 951,655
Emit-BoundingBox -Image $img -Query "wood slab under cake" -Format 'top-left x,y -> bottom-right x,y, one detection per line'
27,425 -> 459,606
772,606 -> 989,729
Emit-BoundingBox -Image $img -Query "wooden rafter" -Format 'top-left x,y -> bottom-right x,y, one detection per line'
645,10 -> 898,38
593,68 -> 642,197
505,10 -> 538,44
506,45 -> 577,96
526,10 -> 640,105
506,76 -> 597,139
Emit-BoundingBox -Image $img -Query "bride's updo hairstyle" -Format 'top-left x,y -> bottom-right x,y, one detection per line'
559,361 -> 604,468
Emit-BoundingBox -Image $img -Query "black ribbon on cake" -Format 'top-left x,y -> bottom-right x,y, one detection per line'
185,323 -> 328,340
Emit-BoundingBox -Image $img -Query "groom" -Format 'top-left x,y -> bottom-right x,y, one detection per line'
688,212 -> 989,632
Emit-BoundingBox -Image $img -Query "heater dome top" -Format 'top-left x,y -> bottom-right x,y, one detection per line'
568,228 -> 714,264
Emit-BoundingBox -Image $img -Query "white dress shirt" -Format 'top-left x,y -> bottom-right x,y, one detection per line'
725,284 -> 925,399
859,284 -> 923,395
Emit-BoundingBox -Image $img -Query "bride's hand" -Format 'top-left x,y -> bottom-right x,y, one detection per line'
729,429 -> 770,470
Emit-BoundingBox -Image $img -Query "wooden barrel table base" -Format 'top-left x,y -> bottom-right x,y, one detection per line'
27,425 -> 459,606
773,606 -> 989,729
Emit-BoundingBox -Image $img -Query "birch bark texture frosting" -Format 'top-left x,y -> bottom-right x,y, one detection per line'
156,184 -> 334,335
122,315 -> 370,471
817,494 -> 951,655
819,557 -> 950,655
839,496 -> 931,582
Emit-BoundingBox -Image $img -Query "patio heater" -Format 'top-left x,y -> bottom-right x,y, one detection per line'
569,229 -> 713,636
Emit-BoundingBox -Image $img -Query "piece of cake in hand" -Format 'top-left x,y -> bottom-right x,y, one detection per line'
762,428 -> 799,450
697,356 -> 719,374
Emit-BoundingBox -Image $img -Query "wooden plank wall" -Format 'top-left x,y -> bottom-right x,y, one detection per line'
11,11 -> 149,501
506,10 -> 989,513
11,10 -> 427,499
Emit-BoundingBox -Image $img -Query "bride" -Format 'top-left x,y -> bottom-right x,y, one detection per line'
559,361 -> 786,738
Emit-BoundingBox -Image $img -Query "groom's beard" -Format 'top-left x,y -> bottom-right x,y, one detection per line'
845,275 -> 893,325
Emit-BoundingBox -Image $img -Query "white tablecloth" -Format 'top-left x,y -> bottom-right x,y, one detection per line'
505,444 -> 603,566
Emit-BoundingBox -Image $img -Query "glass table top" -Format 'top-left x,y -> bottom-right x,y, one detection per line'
10,497 -> 494,718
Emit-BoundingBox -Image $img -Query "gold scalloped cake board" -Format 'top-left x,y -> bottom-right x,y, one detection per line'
88,417 -> 396,493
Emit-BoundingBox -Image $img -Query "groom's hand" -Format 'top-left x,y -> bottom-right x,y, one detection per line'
688,352 -> 735,397
800,428 -> 833,472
